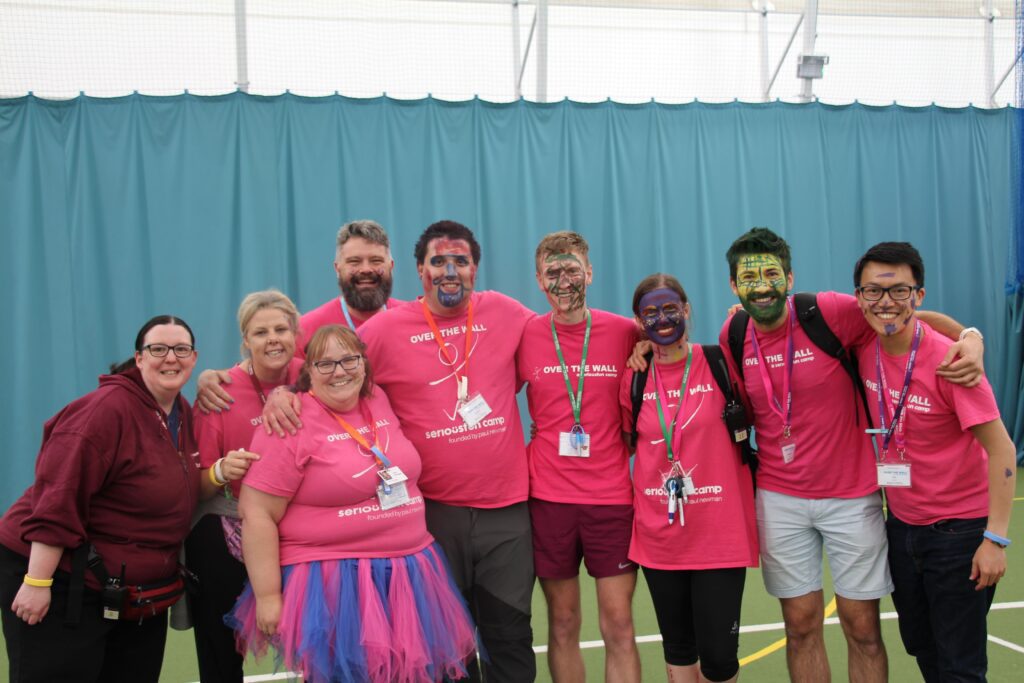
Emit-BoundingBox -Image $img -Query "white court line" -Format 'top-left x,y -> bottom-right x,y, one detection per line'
206,601 -> 1024,682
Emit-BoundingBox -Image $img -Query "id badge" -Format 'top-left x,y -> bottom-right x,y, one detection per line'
681,476 -> 696,496
876,463 -> 911,488
378,466 -> 408,485
558,431 -> 591,457
458,393 -> 492,427
780,437 -> 796,464
377,481 -> 411,510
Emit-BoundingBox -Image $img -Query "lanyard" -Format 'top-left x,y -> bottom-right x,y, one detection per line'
420,298 -> 474,401
749,297 -> 795,437
551,310 -> 591,425
313,395 -> 394,469
875,321 -> 923,455
651,348 -> 693,463
245,362 -> 268,405
339,296 -> 387,331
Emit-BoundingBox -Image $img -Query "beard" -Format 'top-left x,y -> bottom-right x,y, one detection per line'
339,273 -> 392,312
739,290 -> 787,326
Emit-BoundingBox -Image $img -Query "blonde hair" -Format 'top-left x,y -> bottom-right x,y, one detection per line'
237,289 -> 300,358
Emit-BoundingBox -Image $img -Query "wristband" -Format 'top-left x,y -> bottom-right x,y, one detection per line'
983,530 -> 1011,548
959,326 -> 983,342
23,574 -> 53,587
208,461 -> 227,487
214,458 -> 227,484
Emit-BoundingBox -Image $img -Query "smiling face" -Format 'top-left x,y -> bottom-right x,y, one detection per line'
856,261 -> 924,338
536,250 -> 592,318
309,335 -> 365,412
243,307 -> 296,378
334,237 -> 394,313
135,324 -> 197,409
417,237 -> 477,313
730,252 -> 793,327
637,288 -> 689,346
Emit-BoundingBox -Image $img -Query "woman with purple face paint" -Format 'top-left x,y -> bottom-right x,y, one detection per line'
619,274 -> 758,683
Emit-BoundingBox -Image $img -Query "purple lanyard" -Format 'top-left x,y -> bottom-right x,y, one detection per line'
749,297 -> 795,436
874,321 -> 923,454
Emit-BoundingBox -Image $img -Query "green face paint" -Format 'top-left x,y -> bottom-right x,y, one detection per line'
734,253 -> 789,325
542,252 -> 587,313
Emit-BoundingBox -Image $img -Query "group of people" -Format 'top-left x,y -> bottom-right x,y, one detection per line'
0,218 -> 1015,683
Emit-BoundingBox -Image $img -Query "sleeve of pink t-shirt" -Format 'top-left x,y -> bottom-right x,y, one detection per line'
815,291 -> 875,352
193,404 -> 225,470
244,428 -> 306,499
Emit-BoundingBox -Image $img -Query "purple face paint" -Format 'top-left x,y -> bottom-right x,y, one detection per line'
884,323 -> 897,335
638,288 -> 686,346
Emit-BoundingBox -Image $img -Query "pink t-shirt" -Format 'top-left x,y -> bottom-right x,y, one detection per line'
359,291 -> 535,507
243,390 -> 432,565
193,358 -> 304,498
517,309 -> 636,505
719,292 -> 876,499
856,322 -> 1000,525
620,345 -> 759,570
296,296 -> 404,357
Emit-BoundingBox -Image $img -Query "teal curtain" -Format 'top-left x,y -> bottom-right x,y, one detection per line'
0,93 -> 1017,506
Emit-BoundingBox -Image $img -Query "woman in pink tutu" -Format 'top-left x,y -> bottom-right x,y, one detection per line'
228,324 -> 477,683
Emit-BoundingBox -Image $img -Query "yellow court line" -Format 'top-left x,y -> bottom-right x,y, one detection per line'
739,596 -> 837,667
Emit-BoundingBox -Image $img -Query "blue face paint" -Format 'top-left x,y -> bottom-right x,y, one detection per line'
638,288 -> 686,346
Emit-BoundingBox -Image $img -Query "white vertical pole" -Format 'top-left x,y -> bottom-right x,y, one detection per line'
234,0 -> 250,93
798,0 -> 818,102
984,0 -> 995,107
512,1 -> 522,99
536,0 -> 549,102
759,1 -> 770,101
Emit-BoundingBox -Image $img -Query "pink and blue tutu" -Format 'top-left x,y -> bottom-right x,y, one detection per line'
227,543 -> 477,682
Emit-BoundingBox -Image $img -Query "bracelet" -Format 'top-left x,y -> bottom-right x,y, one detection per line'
214,458 -> 227,484
208,461 -> 227,487
983,530 -> 1011,548
959,326 -> 983,342
23,574 -> 53,587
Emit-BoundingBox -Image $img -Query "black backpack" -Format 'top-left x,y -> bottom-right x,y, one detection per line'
629,345 -> 758,481
726,291 -> 873,428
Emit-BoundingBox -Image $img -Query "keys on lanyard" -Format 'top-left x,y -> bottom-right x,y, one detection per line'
665,462 -> 696,526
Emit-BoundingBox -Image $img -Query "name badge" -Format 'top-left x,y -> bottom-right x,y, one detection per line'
780,437 -> 796,464
377,481 -> 411,510
558,431 -> 591,457
378,466 -> 408,485
458,393 -> 492,427
681,476 -> 696,496
877,463 -> 911,488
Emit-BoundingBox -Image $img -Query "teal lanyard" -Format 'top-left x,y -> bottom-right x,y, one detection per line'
652,349 -> 692,463
551,310 -> 592,426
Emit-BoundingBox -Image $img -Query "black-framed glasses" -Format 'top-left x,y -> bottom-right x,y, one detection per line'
856,285 -> 919,302
142,343 -> 195,358
313,355 -> 363,374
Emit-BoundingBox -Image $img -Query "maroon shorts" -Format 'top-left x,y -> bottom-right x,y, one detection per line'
529,499 -> 635,580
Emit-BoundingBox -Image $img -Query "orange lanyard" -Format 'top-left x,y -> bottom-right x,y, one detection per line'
312,395 -> 391,469
419,298 -> 474,396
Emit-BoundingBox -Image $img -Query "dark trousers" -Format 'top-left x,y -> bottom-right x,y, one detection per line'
887,514 -> 995,683
424,499 -> 536,683
185,514 -> 247,683
0,544 -> 168,683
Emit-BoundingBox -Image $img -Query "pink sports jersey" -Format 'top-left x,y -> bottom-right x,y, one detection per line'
296,296 -> 404,357
359,291 -> 535,507
620,345 -> 758,570
193,358 -> 304,498
719,292 -> 876,499
243,390 -> 432,565
856,322 -> 1000,525
517,309 -> 636,505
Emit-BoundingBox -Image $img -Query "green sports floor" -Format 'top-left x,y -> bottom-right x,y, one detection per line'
3,476 -> 1022,682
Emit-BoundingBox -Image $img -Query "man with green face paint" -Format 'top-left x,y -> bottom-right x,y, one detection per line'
720,227 -> 986,683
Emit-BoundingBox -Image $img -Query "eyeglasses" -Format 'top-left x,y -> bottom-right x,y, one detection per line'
313,355 -> 363,374
142,343 -> 195,358
856,285 -> 919,302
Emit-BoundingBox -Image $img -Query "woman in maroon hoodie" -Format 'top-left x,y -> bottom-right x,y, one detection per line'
0,315 -> 204,683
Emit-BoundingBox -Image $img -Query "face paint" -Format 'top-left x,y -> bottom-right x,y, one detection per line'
420,238 -> 476,310
733,253 -> 789,325
638,288 -> 686,346
540,252 -> 588,314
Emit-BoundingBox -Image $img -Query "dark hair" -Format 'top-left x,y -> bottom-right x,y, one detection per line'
853,241 -> 925,288
295,325 -> 374,398
110,315 -> 195,374
631,273 -> 689,316
725,227 -> 792,280
413,220 -> 482,266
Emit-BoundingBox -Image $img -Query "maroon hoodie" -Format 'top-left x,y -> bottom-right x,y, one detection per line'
0,367 -> 201,587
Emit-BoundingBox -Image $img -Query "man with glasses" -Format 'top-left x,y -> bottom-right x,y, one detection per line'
718,227 -> 985,683
853,241 -> 1015,682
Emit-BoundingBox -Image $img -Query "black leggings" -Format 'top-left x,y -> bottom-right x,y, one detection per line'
642,566 -> 746,682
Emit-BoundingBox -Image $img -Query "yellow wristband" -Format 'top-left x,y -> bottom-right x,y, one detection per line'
23,574 -> 53,587
208,462 -> 226,487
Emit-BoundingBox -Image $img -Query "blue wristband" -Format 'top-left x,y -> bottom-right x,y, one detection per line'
983,530 -> 1011,548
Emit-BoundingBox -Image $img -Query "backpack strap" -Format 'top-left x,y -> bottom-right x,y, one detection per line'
727,310 -> 749,380
702,345 -> 759,484
792,292 -> 873,427
629,351 -> 654,449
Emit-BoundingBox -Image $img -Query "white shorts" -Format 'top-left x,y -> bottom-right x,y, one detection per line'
756,488 -> 893,600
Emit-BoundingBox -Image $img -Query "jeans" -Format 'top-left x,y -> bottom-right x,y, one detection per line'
886,514 -> 995,682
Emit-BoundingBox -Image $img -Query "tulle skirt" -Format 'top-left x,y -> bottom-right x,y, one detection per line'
227,543 -> 477,682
